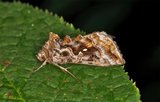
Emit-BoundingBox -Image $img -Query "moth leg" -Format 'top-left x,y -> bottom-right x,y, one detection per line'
53,63 -> 77,79
33,59 -> 48,72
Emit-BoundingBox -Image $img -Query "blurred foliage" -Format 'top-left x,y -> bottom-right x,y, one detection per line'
1,0 -> 133,32
35,0 -> 134,33
0,1 -> 140,102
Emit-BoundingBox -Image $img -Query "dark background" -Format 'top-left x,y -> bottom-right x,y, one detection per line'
2,0 -> 160,101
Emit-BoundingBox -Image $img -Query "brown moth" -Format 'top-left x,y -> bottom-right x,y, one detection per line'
35,31 -> 125,78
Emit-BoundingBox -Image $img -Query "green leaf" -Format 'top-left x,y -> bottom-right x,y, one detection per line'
0,2 -> 140,102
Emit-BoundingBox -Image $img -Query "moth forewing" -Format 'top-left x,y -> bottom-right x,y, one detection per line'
36,31 -> 125,79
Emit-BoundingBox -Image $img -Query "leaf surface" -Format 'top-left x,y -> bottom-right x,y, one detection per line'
0,2 -> 140,102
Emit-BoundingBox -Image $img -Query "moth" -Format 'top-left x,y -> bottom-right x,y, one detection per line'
35,31 -> 125,78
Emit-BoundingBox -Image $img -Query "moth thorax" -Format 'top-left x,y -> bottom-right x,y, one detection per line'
49,32 -> 60,41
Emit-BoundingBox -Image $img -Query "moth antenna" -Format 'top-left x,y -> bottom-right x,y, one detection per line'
53,63 -> 77,79
33,59 -> 48,72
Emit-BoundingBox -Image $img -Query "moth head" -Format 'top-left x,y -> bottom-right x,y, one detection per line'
37,32 -> 61,63
37,49 -> 48,62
